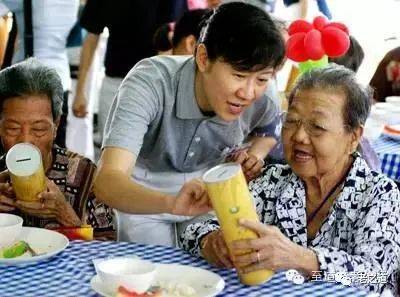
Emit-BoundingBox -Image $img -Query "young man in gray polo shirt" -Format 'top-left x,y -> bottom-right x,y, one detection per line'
94,2 -> 285,246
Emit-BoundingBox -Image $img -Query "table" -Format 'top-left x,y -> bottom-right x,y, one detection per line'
0,240 -> 368,297
372,135 -> 400,180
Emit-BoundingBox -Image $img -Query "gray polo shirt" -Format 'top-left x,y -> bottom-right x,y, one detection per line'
103,55 -> 279,174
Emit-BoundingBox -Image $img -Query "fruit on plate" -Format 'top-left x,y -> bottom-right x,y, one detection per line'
0,241 -> 28,258
384,125 -> 400,134
115,286 -> 162,297
51,225 -> 93,240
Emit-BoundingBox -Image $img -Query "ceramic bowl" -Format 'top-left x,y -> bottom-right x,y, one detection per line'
0,214 -> 23,248
97,257 -> 156,294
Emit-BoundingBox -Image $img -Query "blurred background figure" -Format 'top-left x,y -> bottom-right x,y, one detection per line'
370,47 -> 400,103
273,0 -> 319,21
73,0 -> 173,147
329,35 -> 364,73
3,0 -> 80,148
65,1 -> 106,161
172,9 -> 209,55
207,0 -> 222,8
328,35 -> 380,172
0,3 -> 14,69
153,22 -> 174,55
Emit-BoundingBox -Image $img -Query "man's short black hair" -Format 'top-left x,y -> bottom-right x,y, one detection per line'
199,2 -> 285,71
172,9 -> 209,48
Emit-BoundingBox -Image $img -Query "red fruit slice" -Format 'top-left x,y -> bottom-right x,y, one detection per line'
304,29 -> 325,60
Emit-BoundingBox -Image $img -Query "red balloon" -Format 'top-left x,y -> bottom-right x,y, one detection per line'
286,32 -> 308,62
321,27 -> 350,57
304,29 -> 325,60
313,16 -> 328,31
324,22 -> 349,34
288,19 -> 313,35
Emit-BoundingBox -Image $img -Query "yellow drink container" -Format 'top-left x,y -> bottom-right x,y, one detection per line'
203,163 -> 274,285
6,143 -> 46,202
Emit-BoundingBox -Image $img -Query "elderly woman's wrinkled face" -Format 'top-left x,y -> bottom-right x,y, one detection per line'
282,88 -> 359,180
0,95 -> 57,170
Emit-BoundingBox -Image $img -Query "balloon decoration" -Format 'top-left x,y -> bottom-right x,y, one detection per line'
286,16 -> 350,74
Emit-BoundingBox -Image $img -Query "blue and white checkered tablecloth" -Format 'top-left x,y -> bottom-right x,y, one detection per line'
0,240 -> 368,297
372,135 -> 400,180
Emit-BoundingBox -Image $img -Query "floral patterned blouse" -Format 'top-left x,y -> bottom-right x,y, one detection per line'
180,155 -> 400,294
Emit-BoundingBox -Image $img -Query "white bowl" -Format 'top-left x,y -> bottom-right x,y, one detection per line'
386,96 -> 400,104
0,214 -> 23,248
97,257 -> 156,294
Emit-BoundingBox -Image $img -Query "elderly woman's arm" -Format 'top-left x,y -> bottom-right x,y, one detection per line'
311,187 -> 400,292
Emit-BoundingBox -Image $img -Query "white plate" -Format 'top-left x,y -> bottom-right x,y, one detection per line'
91,263 -> 225,297
0,227 -> 69,265
382,125 -> 400,141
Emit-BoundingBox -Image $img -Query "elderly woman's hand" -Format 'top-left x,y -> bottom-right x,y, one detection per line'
0,182 -> 16,212
230,151 -> 264,182
200,230 -> 234,269
231,219 -> 319,276
0,171 -> 16,212
15,178 -> 82,226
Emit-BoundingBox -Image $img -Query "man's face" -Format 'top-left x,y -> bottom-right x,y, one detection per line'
0,95 -> 56,170
196,58 -> 274,121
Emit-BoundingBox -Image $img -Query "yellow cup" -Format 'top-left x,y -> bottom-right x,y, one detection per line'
203,163 -> 274,285
6,143 -> 46,202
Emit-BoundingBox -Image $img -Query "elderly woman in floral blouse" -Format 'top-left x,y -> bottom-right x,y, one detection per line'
0,59 -> 114,239
181,64 -> 400,294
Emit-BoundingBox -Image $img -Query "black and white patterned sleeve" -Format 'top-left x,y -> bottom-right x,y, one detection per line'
180,217 -> 220,257
311,179 -> 400,293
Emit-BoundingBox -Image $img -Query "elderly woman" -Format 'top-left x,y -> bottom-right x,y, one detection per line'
0,59 -> 114,239
181,65 -> 400,294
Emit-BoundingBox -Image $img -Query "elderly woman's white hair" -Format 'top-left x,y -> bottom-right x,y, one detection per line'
0,58 -> 64,120
288,64 -> 373,131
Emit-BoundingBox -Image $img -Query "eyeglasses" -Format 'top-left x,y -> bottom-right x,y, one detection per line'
281,112 -> 330,137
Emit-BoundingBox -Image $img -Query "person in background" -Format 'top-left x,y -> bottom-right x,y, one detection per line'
72,0 -> 173,146
2,0 -> 80,148
172,9 -> 209,55
370,46 -> 400,102
329,36 -> 364,73
0,59 -> 115,240
0,3 -> 11,68
94,3 -> 285,246
153,23 -> 174,55
181,65 -> 400,295
329,35 -> 381,172
207,0 -> 221,8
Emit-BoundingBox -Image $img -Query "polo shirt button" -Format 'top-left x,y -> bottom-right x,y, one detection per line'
188,152 -> 195,157
195,137 -> 201,142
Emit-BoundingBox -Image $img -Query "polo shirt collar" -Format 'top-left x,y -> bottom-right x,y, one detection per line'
176,57 -> 207,120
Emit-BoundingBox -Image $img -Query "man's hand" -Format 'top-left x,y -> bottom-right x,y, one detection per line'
171,179 -> 212,216
15,179 -> 81,226
230,151 -> 265,181
72,92 -> 88,118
